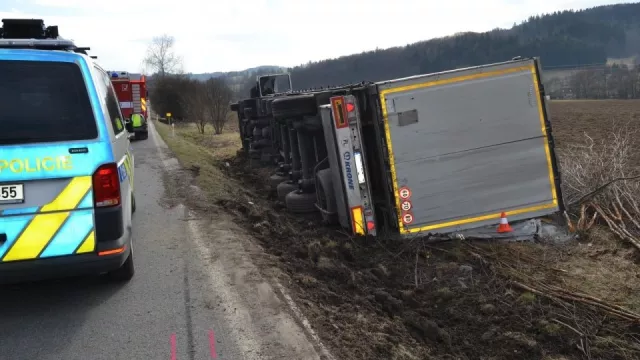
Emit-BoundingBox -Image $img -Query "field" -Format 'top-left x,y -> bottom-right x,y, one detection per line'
155,101 -> 640,360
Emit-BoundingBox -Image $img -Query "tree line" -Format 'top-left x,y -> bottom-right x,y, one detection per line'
282,3 -> 640,90
143,35 -> 233,134
547,64 -> 640,99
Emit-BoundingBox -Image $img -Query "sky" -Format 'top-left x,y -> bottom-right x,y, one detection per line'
0,0 -> 632,74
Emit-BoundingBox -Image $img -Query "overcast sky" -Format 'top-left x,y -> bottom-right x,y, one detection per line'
0,0 -> 630,74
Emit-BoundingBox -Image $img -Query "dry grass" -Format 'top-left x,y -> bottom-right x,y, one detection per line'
154,119 -> 241,201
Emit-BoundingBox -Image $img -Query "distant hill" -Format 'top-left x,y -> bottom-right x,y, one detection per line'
185,2 -> 640,98
285,2 -> 640,90
186,65 -> 286,93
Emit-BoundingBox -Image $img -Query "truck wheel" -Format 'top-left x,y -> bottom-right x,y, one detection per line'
251,139 -> 270,149
316,169 -> 337,224
136,131 -> 148,140
285,191 -> 317,214
277,181 -> 298,202
249,149 -> 261,159
269,174 -> 288,190
260,152 -> 272,163
272,95 -> 317,119
242,99 -> 258,118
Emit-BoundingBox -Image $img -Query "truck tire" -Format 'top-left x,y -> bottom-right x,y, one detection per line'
316,168 -> 338,224
135,131 -> 149,140
269,174 -> 288,190
272,95 -> 317,119
252,139 -> 271,149
249,149 -> 261,159
285,191 -> 317,214
230,102 -> 239,112
243,99 -> 258,118
277,181 -> 298,202
260,152 -> 272,163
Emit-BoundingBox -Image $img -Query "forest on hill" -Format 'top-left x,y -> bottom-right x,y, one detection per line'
285,2 -> 640,90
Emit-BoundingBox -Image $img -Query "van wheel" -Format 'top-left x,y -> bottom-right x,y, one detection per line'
108,249 -> 135,282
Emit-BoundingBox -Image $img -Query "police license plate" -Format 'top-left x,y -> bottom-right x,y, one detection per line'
0,184 -> 24,204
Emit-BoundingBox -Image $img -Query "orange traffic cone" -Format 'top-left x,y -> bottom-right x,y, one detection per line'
497,212 -> 513,233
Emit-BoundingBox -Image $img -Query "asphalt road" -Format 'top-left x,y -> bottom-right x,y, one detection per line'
0,136 -> 245,359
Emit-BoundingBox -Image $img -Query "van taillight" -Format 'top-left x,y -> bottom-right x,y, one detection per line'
93,163 -> 120,207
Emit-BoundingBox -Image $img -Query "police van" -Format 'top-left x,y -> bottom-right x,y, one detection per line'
0,19 -> 136,283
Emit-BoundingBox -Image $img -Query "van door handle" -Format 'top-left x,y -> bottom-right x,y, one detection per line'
0,233 -> 6,244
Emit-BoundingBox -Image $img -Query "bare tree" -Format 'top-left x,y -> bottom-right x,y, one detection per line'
202,78 -> 233,135
144,35 -> 182,77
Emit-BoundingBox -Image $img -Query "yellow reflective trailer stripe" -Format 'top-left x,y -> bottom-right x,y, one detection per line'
75,231 -> 95,254
2,177 -> 92,261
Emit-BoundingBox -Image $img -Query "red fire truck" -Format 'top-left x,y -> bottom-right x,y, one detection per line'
109,71 -> 149,140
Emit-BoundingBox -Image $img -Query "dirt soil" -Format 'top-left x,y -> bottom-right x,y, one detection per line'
550,100 -> 640,151
155,102 -> 640,360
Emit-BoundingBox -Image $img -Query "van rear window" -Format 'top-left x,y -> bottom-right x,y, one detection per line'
0,60 -> 98,145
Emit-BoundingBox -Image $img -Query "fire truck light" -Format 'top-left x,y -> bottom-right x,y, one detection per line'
111,72 -> 118,78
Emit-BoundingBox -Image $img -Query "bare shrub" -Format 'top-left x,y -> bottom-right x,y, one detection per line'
180,80 -> 208,134
202,78 -> 233,135
558,121 -> 640,249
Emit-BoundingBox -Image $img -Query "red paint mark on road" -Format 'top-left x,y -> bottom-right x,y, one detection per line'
170,333 -> 177,360
208,329 -> 217,358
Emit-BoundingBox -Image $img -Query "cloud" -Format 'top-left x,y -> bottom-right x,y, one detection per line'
0,0 -> 631,73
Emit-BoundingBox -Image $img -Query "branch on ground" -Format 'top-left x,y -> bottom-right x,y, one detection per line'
558,121 -> 640,252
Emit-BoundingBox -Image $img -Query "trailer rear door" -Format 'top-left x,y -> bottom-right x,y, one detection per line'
376,58 -> 562,235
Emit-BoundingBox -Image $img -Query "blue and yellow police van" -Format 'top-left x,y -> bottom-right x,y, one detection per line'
0,19 -> 136,283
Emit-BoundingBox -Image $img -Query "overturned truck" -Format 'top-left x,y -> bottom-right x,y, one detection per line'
230,57 -> 565,239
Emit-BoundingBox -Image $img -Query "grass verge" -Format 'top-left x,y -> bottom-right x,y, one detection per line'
154,121 -> 242,201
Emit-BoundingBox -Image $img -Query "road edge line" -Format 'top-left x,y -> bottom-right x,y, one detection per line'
147,120 -> 337,360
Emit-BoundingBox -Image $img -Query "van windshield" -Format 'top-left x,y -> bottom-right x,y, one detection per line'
0,60 -> 98,145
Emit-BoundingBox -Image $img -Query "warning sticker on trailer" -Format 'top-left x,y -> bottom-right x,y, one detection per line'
401,201 -> 412,211
402,213 -> 414,225
399,187 -> 411,200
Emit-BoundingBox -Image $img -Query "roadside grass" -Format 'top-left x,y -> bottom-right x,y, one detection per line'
154,120 -> 242,201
